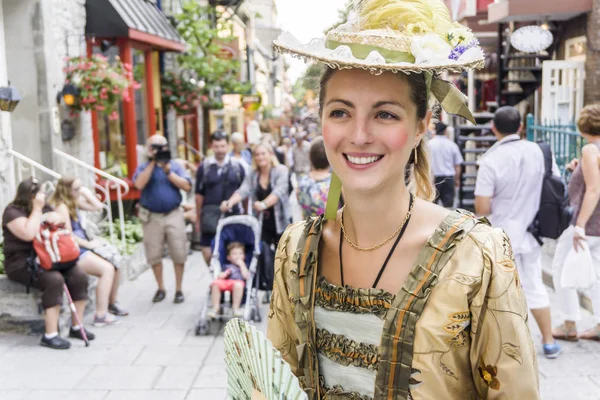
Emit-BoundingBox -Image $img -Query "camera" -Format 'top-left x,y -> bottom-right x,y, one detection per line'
155,149 -> 172,162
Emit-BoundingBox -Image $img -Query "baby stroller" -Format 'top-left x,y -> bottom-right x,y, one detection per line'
195,214 -> 262,336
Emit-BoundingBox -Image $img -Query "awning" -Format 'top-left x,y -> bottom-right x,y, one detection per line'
86,0 -> 186,52
488,0 -> 593,23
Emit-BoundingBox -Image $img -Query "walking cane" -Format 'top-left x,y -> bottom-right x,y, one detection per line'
63,283 -> 89,347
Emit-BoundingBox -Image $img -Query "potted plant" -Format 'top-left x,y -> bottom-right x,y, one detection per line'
62,55 -> 140,120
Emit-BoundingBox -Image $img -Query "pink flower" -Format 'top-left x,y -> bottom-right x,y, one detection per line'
182,105 -> 189,110
165,90 -> 172,96
112,89 -> 121,94
175,101 -> 181,106
88,96 -> 96,103
132,82 -> 142,90
95,105 -> 105,111
109,111 -> 119,120
100,93 -> 108,100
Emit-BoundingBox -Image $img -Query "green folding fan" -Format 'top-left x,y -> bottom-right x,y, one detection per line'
224,318 -> 308,400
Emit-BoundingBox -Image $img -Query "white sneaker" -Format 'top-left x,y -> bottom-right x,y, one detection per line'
233,308 -> 245,318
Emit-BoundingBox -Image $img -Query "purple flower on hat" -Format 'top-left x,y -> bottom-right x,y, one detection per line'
449,39 -> 480,61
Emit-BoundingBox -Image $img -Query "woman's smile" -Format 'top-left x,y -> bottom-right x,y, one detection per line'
343,152 -> 385,170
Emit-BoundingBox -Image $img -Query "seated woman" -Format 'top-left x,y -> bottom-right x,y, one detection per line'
296,137 -> 332,219
2,178 -> 93,349
49,177 -> 128,326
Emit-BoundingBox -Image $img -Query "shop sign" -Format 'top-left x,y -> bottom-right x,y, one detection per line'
216,45 -> 237,60
242,94 -> 262,112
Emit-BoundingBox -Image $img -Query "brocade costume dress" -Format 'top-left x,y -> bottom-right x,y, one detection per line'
267,210 -> 540,399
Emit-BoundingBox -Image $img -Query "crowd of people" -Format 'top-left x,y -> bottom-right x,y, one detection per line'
1,104 -> 598,364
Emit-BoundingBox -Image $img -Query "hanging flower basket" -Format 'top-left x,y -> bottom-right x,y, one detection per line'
63,55 -> 140,120
161,72 -> 204,115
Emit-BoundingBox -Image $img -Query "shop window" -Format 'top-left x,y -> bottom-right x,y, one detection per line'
93,45 -> 128,177
132,49 -> 149,144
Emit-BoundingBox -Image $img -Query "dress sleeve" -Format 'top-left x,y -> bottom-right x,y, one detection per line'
267,224 -> 300,376
470,229 -> 540,399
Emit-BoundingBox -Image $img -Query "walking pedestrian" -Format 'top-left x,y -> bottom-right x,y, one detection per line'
195,131 -> 246,265
221,142 -> 290,247
552,104 -> 600,342
296,137 -> 332,219
292,131 -> 311,176
230,132 -> 252,173
475,106 -> 561,358
429,122 -> 463,208
133,134 -> 192,304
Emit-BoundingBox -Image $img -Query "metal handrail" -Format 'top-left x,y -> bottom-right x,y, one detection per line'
178,138 -> 202,156
53,149 -> 129,195
53,148 -> 129,247
8,149 -> 61,180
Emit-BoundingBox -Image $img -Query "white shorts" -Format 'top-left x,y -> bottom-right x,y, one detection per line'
514,246 -> 550,309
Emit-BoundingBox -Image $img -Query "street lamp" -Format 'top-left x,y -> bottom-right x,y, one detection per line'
0,83 -> 21,112
58,83 -> 80,107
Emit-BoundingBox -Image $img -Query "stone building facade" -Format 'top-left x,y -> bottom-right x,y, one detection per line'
0,0 -> 95,210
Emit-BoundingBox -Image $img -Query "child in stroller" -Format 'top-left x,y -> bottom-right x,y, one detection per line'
195,215 -> 262,335
207,242 -> 249,319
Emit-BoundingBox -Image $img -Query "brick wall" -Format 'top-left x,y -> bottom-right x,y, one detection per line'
585,0 -> 600,106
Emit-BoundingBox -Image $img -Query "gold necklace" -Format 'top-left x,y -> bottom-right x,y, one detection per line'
339,197 -> 415,252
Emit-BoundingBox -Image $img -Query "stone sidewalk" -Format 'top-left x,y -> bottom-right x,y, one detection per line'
0,249 -> 599,400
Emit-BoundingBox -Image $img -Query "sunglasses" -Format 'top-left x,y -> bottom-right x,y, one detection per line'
211,131 -> 228,141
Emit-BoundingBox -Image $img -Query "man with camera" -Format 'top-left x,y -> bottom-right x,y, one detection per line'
195,131 -> 246,265
134,134 -> 192,304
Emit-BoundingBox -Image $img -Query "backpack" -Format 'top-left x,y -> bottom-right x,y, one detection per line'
33,221 -> 80,271
527,142 -> 573,244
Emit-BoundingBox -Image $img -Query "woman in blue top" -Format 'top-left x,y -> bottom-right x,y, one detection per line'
50,177 -> 128,326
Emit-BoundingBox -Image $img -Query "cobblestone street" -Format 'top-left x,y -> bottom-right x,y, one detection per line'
0,250 -> 598,400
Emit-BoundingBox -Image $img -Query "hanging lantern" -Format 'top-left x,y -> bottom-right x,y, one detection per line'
0,84 -> 21,112
60,83 -> 80,107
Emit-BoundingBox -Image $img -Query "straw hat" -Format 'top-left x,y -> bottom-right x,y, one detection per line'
273,0 -> 485,220
274,0 -> 483,123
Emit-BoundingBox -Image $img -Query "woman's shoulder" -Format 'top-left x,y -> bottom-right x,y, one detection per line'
444,215 -> 514,277
273,164 -> 289,174
2,204 -> 26,222
278,218 -> 321,252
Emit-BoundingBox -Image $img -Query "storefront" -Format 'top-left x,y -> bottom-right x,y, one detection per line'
85,0 -> 185,199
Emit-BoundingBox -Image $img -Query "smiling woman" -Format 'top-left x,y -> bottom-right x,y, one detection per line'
266,0 -> 540,399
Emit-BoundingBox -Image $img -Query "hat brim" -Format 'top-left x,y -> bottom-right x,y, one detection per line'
273,39 -> 485,75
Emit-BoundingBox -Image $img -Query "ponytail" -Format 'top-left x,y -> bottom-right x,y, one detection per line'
406,140 -> 435,202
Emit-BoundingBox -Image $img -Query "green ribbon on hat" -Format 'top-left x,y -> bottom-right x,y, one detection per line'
322,42 -> 476,220
326,40 -> 416,64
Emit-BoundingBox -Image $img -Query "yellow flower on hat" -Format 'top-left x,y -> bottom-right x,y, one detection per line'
359,0 -> 455,42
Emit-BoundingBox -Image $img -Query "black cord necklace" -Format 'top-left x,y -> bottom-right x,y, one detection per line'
338,194 -> 414,289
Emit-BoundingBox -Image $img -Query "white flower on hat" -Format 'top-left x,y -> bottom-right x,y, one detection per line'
457,46 -> 484,63
410,34 -> 452,65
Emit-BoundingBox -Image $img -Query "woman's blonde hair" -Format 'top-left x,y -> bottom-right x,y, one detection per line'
577,104 -> 600,137
251,142 -> 280,171
319,67 -> 435,202
48,176 -> 79,221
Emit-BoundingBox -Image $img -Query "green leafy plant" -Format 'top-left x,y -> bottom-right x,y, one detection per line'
99,219 -> 144,256
63,54 -> 140,120
174,2 -> 252,103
